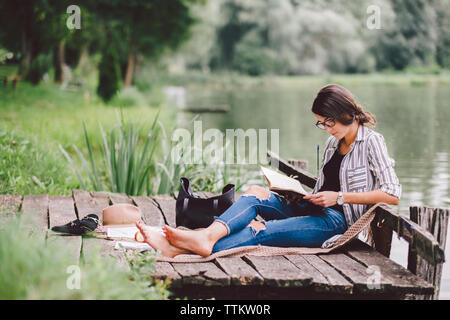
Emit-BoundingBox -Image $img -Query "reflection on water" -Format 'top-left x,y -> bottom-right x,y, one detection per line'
180,83 -> 450,299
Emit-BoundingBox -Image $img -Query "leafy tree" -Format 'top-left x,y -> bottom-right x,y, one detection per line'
0,0 -> 70,83
435,0 -> 450,68
81,0 -> 200,87
373,0 -> 438,70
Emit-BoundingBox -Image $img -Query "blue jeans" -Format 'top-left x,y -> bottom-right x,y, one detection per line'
212,192 -> 348,253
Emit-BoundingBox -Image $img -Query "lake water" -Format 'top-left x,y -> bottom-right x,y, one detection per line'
178,83 -> 450,299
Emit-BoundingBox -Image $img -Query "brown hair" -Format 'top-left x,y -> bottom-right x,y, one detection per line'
311,84 -> 376,128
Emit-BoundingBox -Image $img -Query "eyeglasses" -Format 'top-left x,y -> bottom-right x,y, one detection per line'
315,118 -> 336,130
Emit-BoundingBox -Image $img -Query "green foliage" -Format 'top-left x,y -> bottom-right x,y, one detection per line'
26,53 -> 53,84
0,129 -> 78,195
0,77 -> 165,195
59,111 -> 161,195
232,31 -> 276,76
97,46 -> 122,101
176,0 -> 450,75
111,86 -> 149,108
0,215 -> 170,299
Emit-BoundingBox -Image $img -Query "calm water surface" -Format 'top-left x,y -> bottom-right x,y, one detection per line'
179,83 -> 450,299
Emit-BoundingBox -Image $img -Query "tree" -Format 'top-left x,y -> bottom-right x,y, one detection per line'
81,0 -> 200,87
0,0 -> 70,83
373,0 -> 438,70
97,44 -> 121,102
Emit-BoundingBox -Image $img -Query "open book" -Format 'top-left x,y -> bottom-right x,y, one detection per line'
260,166 -> 310,202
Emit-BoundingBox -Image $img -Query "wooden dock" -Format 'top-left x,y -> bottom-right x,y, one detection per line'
0,189 -> 442,300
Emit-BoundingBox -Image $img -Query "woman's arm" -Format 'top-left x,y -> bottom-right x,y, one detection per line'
303,189 -> 399,207
342,189 -> 399,205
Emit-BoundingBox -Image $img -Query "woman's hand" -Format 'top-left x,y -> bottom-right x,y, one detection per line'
303,191 -> 338,207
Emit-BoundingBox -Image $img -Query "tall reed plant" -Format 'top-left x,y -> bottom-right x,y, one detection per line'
59,110 -> 161,195
152,120 -> 254,196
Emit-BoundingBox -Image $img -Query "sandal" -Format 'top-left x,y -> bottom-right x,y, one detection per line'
51,214 -> 99,235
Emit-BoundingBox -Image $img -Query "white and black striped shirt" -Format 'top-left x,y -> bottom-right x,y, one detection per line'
312,124 -> 402,227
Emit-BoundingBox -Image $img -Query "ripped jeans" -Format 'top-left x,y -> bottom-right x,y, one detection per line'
212,191 -> 348,253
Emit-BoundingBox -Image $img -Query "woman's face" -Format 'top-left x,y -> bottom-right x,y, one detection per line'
314,113 -> 354,141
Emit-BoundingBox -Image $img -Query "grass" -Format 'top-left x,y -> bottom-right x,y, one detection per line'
0,129 -> 79,195
0,80 -> 175,195
0,214 -> 170,299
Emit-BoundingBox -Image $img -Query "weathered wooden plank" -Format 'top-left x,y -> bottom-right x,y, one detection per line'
151,262 -> 182,285
152,196 -> 176,227
243,256 -> 312,288
370,215 -> 393,258
347,240 -> 434,295
319,252 -> 392,294
375,204 -> 445,265
0,195 -> 22,225
407,206 -> 449,299
171,262 -> 231,287
90,191 -> 111,202
73,189 -> 109,223
286,254 -> 353,294
109,193 -> 134,205
73,189 -> 129,269
48,195 -> 82,265
131,196 -> 165,226
215,257 -> 264,286
153,194 -> 175,200
82,237 -> 130,271
21,194 -> 49,237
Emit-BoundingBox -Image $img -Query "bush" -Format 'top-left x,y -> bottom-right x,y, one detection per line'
97,46 -> 121,102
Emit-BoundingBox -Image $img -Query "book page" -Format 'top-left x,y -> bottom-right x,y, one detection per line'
107,226 -> 163,238
114,241 -> 154,251
260,166 -> 309,195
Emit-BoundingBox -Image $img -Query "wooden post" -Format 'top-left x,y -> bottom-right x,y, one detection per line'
369,216 -> 393,258
407,206 -> 449,300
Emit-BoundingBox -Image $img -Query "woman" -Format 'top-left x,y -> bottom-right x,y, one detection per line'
136,84 -> 402,258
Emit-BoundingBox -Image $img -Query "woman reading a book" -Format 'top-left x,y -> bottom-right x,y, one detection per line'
136,84 -> 402,258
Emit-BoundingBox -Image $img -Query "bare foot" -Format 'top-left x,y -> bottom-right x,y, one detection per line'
163,225 -> 216,257
135,221 -> 189,258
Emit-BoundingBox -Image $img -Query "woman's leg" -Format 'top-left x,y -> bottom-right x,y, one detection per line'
212,206 -> 347,252
163,186 -> 300,256
135,221 -> 190,258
